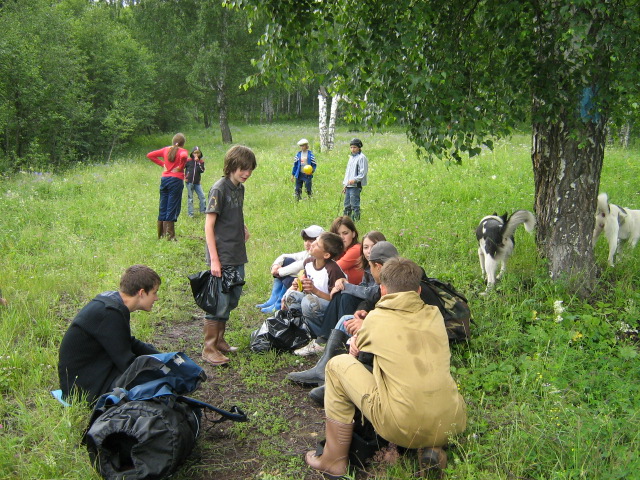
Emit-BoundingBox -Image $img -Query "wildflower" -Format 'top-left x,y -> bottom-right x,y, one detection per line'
554,300 -> 564,322
617,321 -> 638,334
553,300 -> 565,315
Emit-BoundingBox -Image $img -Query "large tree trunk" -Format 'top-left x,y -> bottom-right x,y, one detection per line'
531,112 -> 606,295
218,80 -> 232,144
217,7 -> 232,144
318,87 -> 329,152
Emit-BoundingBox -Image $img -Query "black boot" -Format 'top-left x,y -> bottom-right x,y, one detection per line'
287,330 -> 348,385
309,385 -> 325,407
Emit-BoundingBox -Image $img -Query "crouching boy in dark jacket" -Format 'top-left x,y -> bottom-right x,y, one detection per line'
58,265 -> 162,403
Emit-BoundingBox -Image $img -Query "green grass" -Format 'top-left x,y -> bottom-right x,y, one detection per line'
1,122 -> 639,479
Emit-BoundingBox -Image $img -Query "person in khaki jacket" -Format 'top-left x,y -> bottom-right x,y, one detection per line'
305,257 -> 467,479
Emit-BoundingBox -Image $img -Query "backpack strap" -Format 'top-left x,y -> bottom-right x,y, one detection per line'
177,396 -> 248,423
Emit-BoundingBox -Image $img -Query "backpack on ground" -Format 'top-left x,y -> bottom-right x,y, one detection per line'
250,309 -> 311,353
420,277 -> 472,343
84,352 -> 247,480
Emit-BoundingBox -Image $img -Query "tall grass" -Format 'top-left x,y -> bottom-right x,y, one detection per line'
0,123 -> 639,479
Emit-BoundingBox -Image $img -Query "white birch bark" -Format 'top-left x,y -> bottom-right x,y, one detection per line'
327,94 -> 341,151
318,89 -> 328,152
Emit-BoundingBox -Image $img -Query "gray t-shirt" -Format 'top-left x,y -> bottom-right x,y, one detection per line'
205,176 -> 247,266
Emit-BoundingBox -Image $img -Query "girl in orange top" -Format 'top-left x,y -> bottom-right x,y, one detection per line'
330,216 -> 363,284
147,133 -> 188,241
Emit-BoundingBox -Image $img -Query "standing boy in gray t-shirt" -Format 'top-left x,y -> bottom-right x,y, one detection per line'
203,145 -> 257,366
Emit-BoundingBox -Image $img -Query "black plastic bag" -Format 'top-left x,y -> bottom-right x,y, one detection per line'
187,271 -> 220,314
250,309 -> 311,353
220,266 -> 245,293
249,321 -> 272,353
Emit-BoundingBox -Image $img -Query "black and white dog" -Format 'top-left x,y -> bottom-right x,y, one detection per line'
593,193 -> 640,266
476,210 -> 536,292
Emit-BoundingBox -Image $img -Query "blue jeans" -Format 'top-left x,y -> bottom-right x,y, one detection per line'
295,174 -> 313,198
343,186 -> 362,220
204,264 -> 245,322
186,182 -> 206,216
158,177 -> 184,222
335,314 -> 354,337
284,290 -> 329,337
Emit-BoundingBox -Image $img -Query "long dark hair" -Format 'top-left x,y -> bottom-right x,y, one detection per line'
330,216 -> 359,249
359,231 -> 386,270
166,133 -> 186,164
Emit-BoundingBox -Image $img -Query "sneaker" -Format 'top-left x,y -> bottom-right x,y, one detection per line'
294,339 -> 325,356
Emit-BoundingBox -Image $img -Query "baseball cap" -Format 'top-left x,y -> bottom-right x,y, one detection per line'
297,138 -> 309,146
301,225 -> 324,239
368,241 -> 399,264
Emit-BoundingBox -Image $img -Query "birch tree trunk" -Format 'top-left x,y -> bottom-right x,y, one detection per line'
531,109 -> 605,295
318,87 -> 329,152
327,94 -> 340,151
621,123 -> 630,148
263,95 -> 274,123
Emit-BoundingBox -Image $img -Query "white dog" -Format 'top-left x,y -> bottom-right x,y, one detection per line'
593,193 -> 640,266
476,210 -> 536,292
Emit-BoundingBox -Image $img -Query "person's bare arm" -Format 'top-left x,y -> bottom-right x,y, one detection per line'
205,213 -> 222,277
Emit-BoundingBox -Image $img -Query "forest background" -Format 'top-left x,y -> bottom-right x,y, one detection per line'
0,0 -> 328,171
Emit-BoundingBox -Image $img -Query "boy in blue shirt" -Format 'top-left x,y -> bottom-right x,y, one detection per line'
203,145 -> 257,366
291,138 -> 316,201
342,138 -> 368,221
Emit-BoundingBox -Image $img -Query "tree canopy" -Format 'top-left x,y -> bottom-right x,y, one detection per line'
236,0 -> 640,292
0,0 -> 319,169
238,0 -> 639,160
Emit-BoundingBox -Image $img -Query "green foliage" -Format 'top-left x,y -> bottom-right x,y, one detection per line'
73,5 -> 158,157
0,0 -> 90,169
0,0 -> 159,169
1,124 -> 639,479
238,0 -> 640,160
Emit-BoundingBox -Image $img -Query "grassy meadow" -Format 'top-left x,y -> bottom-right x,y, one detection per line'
0,122 -> 639,479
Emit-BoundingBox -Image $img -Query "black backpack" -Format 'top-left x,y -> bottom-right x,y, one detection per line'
84,352 -> 247,480
420,277 -> 472,343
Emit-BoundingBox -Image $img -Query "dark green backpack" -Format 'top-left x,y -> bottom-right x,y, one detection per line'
420,277 -> 472,343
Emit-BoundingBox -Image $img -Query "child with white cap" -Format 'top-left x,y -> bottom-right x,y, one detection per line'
256,225 -> 325,313
291,138 -> 316,201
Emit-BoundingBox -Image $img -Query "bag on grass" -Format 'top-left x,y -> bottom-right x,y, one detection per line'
110,351 -> 207,401
250,309 -> 311,353
85,352 -> 247,480
420,277 -> 472,343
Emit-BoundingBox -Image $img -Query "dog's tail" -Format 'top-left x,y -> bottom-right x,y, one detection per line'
503,210 -> 536,239
596,193 -> 610,217
597,193 -> 610,217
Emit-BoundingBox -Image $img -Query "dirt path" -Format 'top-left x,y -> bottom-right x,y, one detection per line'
154,316 -> 401,480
